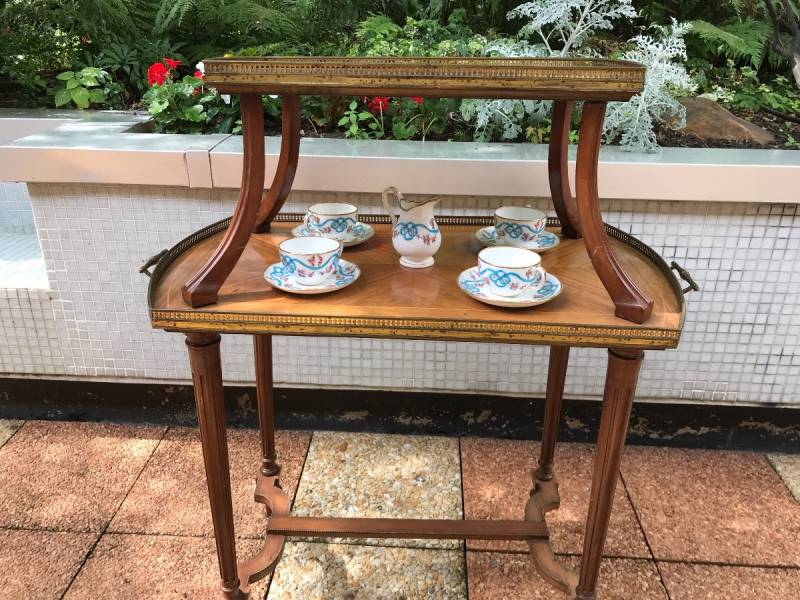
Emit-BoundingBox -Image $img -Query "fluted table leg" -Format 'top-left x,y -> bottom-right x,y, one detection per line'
575,347 -> 643,600
186,332 -> 244,599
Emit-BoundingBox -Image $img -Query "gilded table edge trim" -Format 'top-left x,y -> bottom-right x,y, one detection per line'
149,310 -> 681,349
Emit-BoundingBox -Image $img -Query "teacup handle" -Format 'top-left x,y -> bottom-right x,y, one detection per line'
532,266 -> 546,289
381,186 -> 401,227
303,213 -> 313,229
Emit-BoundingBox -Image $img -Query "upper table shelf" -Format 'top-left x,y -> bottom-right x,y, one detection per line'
203,56 -> 645,101
148,218 -> 685,350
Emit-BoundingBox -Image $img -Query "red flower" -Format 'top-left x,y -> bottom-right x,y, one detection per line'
194,70 -> 204,79
410,96 -> 423,104
368,96 -> 389,112
164,57 -> 181,70
147,62 -> 170,86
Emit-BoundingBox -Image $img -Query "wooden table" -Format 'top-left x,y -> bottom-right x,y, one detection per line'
145,57 -> 692,600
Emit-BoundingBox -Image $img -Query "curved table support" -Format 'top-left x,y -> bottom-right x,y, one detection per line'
182,95 -> 266,308
526,477 -> 579,598
548,100 -> 580,239
575,102 -> 653,324
255,95 -> 301,233
237,474 -> 290,596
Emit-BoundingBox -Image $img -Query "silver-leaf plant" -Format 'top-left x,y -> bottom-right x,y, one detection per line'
605,20 -> 695,151
460,0 -> 693,152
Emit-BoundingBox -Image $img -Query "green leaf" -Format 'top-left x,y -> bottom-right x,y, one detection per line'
55,71 -> 75,81
54,89 -> 71,107
689,19 -> 771,67
358,111 -> 372,121
149,99 -> 169,115
89,88 -> 106,103
349,100 -> 358,110
66,79 -> 80,90
337,116 -> 349,126
70,88 -> 91,109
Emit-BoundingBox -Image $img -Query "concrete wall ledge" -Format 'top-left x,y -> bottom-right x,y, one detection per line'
1,110 -> 798,203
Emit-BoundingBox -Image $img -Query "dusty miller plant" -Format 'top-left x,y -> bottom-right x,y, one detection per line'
462,0 -> 637,142
605,20 -> 695,151
461,0 -> 693,152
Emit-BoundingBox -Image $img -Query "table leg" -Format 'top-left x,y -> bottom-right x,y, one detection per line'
254,334 -> 280,476
548,100 -> 579,239
575,348 -> 643,600
535,346 -> 570,482
186,333 -> 243,600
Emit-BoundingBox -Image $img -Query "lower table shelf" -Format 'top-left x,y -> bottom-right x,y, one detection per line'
148,215 -> 686,349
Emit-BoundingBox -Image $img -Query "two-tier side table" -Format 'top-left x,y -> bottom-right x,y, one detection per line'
143,57 -> 695,600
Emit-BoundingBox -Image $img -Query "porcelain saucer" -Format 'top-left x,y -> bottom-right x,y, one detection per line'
265,259 -> 360,294
457,266 -> 562,308
475,226 -> 560,252
292,222 -> 375,247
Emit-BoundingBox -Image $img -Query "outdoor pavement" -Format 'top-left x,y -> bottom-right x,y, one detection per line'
0,419 -> 798,599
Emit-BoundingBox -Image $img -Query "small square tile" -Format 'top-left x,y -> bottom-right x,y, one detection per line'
291,431 -> 462,549
659,561 -> 800,600
268,541 -> 467,599
110,427 -> 310,537
622,447 -> 800,565
460,438 -> 649,557
0,421 -> 164,531
0,529 -> 97,600
767,453 -> 800,502
63,533 -> 269,600
466,552 -> 667,599
0,419 -> 23,448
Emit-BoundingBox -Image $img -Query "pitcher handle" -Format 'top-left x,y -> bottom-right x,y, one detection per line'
381,186 -> 402,226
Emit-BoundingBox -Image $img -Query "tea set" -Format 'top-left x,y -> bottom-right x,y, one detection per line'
263,189 -> 562,308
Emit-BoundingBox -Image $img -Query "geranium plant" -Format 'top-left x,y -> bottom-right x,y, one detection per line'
142,58 -> 214,133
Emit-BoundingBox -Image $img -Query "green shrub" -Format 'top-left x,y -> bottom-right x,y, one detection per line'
53,67 -> 123,109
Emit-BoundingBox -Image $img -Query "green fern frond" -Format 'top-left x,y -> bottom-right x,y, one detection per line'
689,18 -> 771,67
154,0 -> 194,35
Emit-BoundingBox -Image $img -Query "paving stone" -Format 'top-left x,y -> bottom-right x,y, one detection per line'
268,541 -> 467,599
291,431 -> 462,549
767,453 -> 800,503
466,552 -> 667,599
0,528 -> 97,600
110,427 -> 310,537
63,533 -> 269,599
622,446 -> 800,565
659,561 -> 800,600
0,420 -> 164,531
0,418 -> 23,449
460,437 -> 649,557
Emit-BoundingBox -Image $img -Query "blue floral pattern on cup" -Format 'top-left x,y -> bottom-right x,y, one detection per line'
280,252 -> 339,277
495,221 -> 544,241
479,266 -> 543,291
307,215 -> 357,235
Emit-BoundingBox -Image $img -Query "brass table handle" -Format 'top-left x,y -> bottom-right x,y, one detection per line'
139,249 -> 168,278
670,261 -> 699,295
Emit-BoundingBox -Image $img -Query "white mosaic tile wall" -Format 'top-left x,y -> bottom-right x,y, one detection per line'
0,182 -> 798,406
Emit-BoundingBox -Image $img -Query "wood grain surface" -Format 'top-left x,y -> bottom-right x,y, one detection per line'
151,223 -> 683,348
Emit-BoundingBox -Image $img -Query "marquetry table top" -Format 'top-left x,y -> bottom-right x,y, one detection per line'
203,56 -> 645,101
149,219 -> 685,349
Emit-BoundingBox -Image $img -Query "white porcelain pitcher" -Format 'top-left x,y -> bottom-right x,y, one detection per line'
381,186 -> 441,268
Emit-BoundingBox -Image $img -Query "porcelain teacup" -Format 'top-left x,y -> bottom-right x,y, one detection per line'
478,246 -> 545,298
494,206 -> 546,247
304,202 -> 359,242
278,237 -> 342,286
